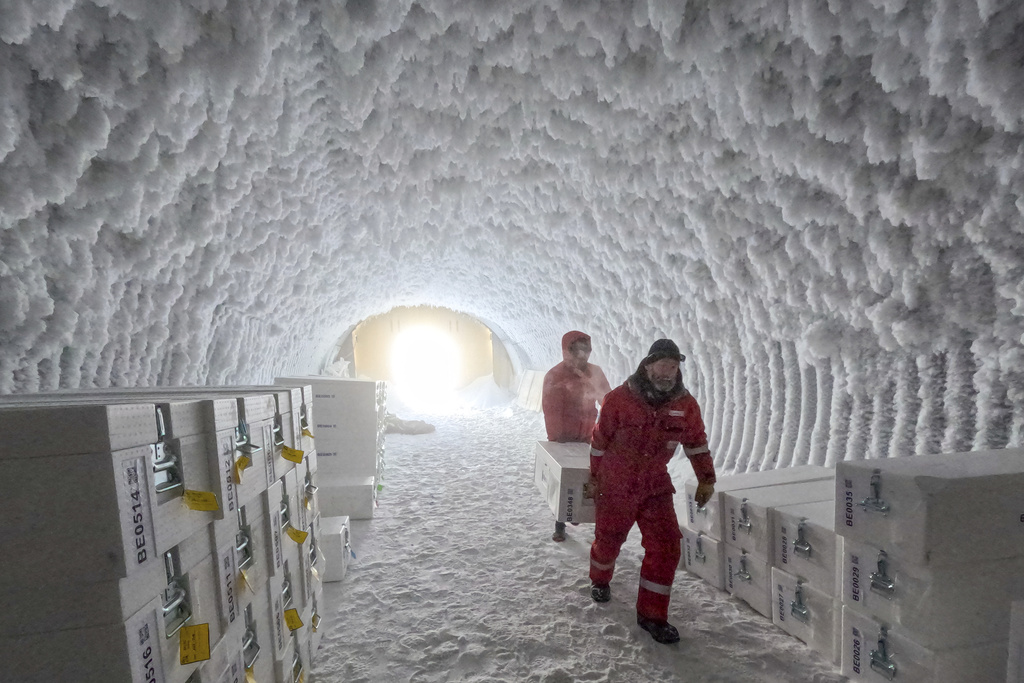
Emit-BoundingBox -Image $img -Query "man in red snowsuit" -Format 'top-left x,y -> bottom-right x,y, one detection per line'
542,330 -> 612,542
587,339 -> 716,644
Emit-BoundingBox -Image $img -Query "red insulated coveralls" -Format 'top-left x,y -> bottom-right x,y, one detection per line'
589,376 -> 715,621
542,331 -> 612,443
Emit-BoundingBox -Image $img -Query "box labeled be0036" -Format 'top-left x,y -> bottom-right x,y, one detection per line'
534,441 -> 594,524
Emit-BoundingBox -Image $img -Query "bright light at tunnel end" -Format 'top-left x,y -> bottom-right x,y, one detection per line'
390,326 -> 462,414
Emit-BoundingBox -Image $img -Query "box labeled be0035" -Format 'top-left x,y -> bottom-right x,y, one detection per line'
534,441 -> 594,524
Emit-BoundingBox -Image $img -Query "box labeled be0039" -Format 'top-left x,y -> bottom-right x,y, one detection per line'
534,441 -> 594,524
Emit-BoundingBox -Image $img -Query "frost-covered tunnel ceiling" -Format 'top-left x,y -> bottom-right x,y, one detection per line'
2,0 -> 1024,467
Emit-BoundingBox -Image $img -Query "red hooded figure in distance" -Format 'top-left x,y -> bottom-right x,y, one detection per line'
541,331 -> 612,542
541,331 -> 612,444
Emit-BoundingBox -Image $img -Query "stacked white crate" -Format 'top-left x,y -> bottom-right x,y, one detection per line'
275,376 -> 386,520
719,478 -> 835,620
769,498 -> 844,664
0,387 -> 327,683
676,465 -> 834,592
835,449 -> 1024,682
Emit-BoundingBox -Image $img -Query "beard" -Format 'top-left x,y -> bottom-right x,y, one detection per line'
651,377 -> 675,391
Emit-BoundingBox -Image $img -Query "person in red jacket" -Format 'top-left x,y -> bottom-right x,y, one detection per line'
542,330 -> 612,542
587,339 -> 716,644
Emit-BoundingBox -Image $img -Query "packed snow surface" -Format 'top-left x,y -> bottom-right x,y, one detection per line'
317,404 -> 844,682
3,1 -> 1024,468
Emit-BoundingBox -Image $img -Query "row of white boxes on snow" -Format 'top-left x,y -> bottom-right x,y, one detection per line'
835,448 -> 1024,682
0,386 -> 336,683
274,377 -> 387,520
676,464 -> 842,663
676,448 -> 1024,681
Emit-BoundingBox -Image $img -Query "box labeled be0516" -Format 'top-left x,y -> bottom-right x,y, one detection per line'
534,441 -> 594,524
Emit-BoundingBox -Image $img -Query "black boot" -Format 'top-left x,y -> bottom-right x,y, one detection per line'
591,583 -> 610,602
637,615 -> 679,644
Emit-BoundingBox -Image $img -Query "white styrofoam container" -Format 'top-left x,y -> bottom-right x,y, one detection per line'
840,604 -> 1008,682
723,478 -> 835,560
771,566 -> 840,665
322,515 -> 352,583
1009,600 -> 1024,683
724,544 -> 772,618
0,595 -> 170,683
276,376 -> 382,480
680,526 -> 725,590
3,514 -> 214,636
676,464 -> 834,539
836,448 -> 1024,567
0,402 -> 158,458
841,536 -> 1024,649
0,444 -> 213,584
534,441 -> 595,524
773,499 -> 843,596
317,475 -> 377,520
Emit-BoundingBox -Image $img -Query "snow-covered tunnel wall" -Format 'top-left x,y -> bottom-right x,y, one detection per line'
2,1 -> 1024,472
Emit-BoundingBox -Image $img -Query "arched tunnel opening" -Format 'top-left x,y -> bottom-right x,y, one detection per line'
324,305 -> 520,412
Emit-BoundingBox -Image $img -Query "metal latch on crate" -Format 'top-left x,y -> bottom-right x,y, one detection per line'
272,414 -> 285,448
280,496 -> 291,531
236,505 -> 254,571
299,403 -> 310,431
242,603 -> 261,669
234,421 -> 262,456
290,646 -> 304,683
736,552 -> 752,583
305,470 -> 318,498
694,533 -> 706,564
737,499 -> 752,533
858,469 -> 890,515
152,406 -> 183,494
282,563 -> 294,609
162,550 -> 192,637
307,524 -> 319,565
870,551 -> 896,599
790,582 -> 810,623
870,627 -> 897,680
793,520 -> 812,558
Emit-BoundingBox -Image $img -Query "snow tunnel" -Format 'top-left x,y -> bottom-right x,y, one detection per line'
3,1 -> 1024,680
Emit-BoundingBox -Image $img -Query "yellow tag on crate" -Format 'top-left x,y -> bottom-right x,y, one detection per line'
234,455 -> 252,484
182,490 -> 220,512
239,568 -> 251,593
282,445 -> 304,463
179,623 -> 211,664
302,427 -> 314,439
285,525 -> 309,544
246,667 -> 257,683
305,496 -> 312,511
284,608 -> 303,631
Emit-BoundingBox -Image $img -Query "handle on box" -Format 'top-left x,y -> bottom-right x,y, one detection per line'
870,551 -> 896,599
869,627 -> 897,680
792,520 -> 812,559
858,470 -> 890,515
736,553 -> 752,582
737,499 -> 752,533
790,582 -> 810,623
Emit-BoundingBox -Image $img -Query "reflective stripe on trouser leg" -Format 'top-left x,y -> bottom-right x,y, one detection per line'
590,488 -> 639,586
635,492 -> 682,621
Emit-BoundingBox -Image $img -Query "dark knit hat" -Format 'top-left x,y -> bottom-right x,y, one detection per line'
645,338 -> 685,363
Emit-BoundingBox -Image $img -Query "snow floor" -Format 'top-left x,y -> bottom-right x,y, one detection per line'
313,405 -> 847,682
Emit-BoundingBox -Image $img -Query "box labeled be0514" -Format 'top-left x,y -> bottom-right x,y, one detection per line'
534,441 -> 594,524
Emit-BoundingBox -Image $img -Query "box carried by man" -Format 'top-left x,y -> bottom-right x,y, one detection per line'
534,441 -> 595,524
